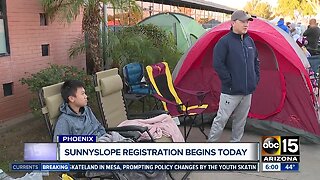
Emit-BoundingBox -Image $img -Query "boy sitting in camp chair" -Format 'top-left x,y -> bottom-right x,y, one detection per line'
52,80 -> 177,179
53,79 -> 184,143
53,80 -> 140,142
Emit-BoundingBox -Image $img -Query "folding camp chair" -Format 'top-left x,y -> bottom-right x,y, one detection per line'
123,62 -> 153,95
122,62 -> 148,113
123,62 -> 160,113
94,68 -> 172,143
94,68 -> 188,180
146,62 -> 209,141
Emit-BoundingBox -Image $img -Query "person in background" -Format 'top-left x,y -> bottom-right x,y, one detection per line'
296,36 -> 311,58
208,10 -> 260,142
296,37 -> 316,88
303,18 -> 320,56
296,22 -> 303,35
286,21 -> 291,30
277,18 -> 290,34
290,23 -> 300,41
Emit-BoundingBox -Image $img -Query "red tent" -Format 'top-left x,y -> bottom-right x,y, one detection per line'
173,18 -> 320,143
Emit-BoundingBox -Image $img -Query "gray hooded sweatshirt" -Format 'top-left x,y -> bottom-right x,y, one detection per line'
53,103 -> 106,142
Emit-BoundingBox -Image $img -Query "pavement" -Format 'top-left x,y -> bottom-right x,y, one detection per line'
171,125 -> 320,180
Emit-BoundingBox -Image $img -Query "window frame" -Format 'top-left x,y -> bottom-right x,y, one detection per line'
3,82 -> 13,96
40,13 -> 48,26
41,44 -> 49,56
0,0 -> 10,56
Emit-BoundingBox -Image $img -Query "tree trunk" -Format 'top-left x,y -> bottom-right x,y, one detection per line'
83,2 -> 103,74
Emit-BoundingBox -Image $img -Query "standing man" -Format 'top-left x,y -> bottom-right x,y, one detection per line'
303,18 -> 320,56
208,10 -> 260,142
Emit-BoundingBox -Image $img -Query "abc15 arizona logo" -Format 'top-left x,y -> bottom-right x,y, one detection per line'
261,136 -> 300,156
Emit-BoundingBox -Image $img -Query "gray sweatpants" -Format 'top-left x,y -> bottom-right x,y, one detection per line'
208,93 -> 252,142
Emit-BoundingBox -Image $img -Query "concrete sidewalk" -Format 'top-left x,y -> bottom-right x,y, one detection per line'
171,126 -> 320,180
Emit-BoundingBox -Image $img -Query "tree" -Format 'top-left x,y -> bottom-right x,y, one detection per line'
244,0 -> 260,13
41,0 -> 139,74
306,0 -> 320,15
301,0 -> 315,17
245,0 -> 272,19
275,0 -> 315,18
244,0 -> 272,19
276,0 -> 300,17
69,24 -> 182,71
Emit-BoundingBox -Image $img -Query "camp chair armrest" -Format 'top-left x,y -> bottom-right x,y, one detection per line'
176,87 -> 210,103
153,94 -> 178,105
118,131 -> 141,141
108,125 -> 155,142
106,125 -> 148,133
153,94 -> 188,114
175,87 -> 209,96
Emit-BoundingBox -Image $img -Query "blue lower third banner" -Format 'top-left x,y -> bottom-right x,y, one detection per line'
11,162 -> 259,172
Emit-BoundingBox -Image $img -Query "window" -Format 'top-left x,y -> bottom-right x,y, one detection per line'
40,13 -> 47,26
0,0 -> 9,55
3,82 -> 13,96
41,44 -> 49,56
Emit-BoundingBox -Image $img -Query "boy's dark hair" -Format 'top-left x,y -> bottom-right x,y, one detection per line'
61,80 -> 85,103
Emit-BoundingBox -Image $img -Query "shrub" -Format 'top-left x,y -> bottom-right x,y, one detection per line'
68,24 -> 183,72
20,64 -> 94,116
105,24 -> 182,71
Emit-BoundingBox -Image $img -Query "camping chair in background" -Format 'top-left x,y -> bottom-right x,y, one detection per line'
146,62 -> 209,141
122,62 -> 155,113
94,68 -> 187,180
123,62 -> 153,95
94,68 -> 172,143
